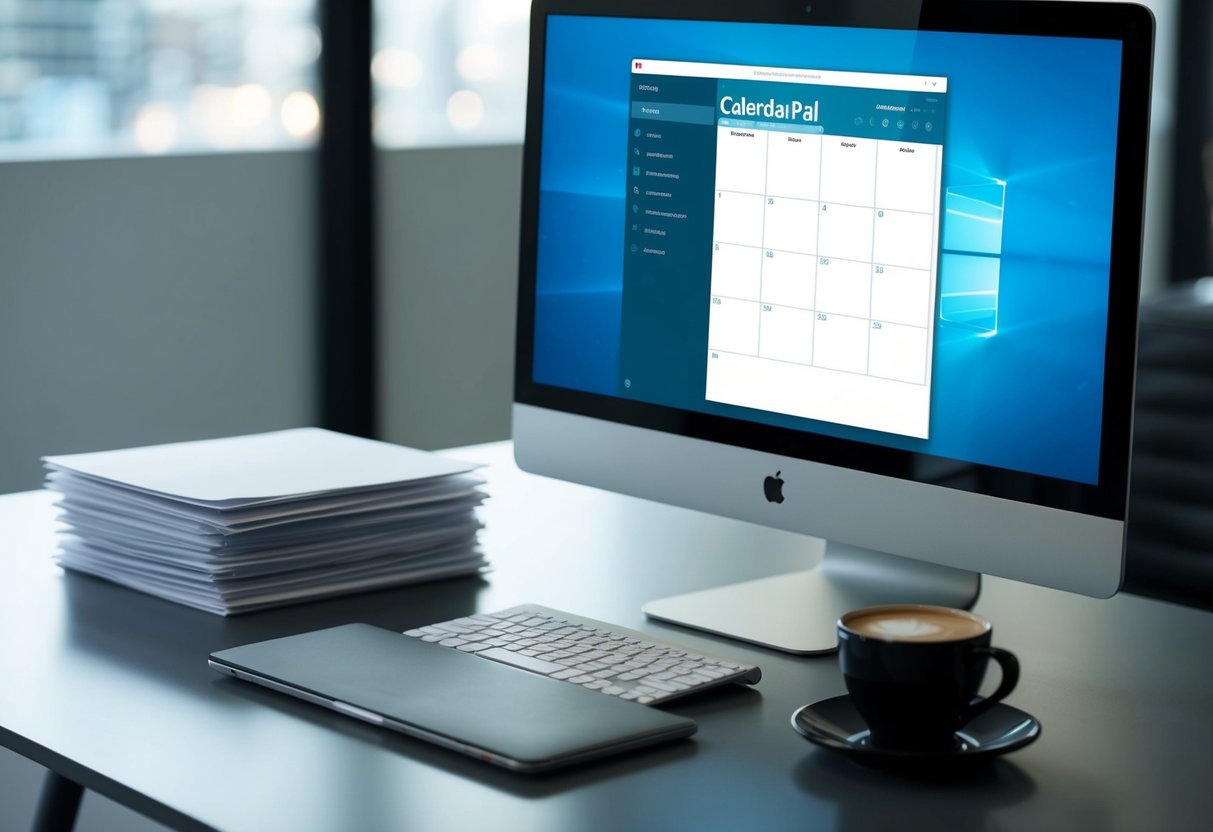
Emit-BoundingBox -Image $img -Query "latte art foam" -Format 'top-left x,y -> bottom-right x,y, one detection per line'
866,618 -> 943,638
844,606 -> 988,642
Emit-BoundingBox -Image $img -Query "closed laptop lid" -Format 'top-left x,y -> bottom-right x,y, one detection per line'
210,623 -> 696,771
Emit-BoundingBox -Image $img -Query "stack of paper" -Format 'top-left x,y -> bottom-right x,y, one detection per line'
42,428 -> 488,615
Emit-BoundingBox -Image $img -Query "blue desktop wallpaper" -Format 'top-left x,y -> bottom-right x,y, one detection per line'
532,16 -> 1122,485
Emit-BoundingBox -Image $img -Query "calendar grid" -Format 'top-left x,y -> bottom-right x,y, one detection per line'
706,120 -> 945,438
708,128 -> 941,388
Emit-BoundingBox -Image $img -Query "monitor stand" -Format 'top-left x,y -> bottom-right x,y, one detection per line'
642,543 -> 981,654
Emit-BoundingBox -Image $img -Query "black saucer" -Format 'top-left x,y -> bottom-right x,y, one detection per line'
791,695 -> 1041,770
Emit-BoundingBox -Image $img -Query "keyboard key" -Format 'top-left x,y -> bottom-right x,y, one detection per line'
639,679 -> 681,693
456,643 -> 491,653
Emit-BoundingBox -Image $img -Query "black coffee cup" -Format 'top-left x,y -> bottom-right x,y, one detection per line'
837,604 -> 1020,751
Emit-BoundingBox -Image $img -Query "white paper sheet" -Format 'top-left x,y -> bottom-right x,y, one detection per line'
43,428 -> 480,506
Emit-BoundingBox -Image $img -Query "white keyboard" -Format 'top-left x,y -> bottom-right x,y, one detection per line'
405,604 -> 762,705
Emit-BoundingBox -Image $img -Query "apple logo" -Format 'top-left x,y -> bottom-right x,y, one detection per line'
763,471 -> 785,504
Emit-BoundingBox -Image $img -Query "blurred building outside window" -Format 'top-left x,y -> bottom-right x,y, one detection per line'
0,0 -> 1184,165
0,0 -> 532,161
0,0 -> 321,160
373,0 -> 529,149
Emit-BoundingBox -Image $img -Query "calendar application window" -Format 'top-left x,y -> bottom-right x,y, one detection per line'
621,60 -> 947,439
711,64 -> 946,438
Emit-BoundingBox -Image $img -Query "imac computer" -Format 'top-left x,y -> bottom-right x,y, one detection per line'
513,0 -> 1154,653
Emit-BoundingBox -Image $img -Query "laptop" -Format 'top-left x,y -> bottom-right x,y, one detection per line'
209,624 -> 696,773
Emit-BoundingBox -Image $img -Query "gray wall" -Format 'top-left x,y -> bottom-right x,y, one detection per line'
0,144 -> 524,493
377,144 -> 521,451
0,151 -> 318,493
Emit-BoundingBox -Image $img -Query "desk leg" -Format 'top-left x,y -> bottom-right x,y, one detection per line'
32,771 -> 84,832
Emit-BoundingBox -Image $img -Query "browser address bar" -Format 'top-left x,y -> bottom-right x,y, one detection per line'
631,58 -> 947,93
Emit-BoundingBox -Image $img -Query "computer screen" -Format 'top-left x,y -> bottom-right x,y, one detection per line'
514,0 -> 1153,653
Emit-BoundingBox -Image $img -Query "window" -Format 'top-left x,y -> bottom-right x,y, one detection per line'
0,0 -> 319,160
373,0 -> 529,148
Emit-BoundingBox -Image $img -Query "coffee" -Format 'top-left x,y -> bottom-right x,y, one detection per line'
843,605 -> 988,643
837,604 -> 1019,751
